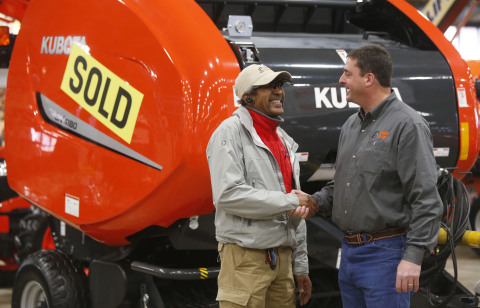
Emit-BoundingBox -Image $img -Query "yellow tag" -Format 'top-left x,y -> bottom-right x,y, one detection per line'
460,122 -> 469,161
61,44 -> 144,144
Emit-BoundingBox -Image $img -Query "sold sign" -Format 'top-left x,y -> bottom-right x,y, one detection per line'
61,44 -> 144,144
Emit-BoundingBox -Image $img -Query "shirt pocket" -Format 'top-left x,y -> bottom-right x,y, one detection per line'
357,137 -> 390,174
368,136 -> 389,156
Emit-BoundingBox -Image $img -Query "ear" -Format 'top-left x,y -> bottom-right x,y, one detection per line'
242,94 -> 255,104
364,73 -> 375,88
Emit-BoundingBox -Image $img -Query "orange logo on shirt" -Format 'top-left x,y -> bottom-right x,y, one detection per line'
378,131 -> 389,139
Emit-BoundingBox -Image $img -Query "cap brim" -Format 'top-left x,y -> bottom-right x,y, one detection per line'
252,71 -> 292,87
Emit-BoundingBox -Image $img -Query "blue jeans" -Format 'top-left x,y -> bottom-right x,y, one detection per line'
338,236 -> 412,308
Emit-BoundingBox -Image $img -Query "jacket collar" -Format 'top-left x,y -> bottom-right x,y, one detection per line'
234,106 -> 297,151
245,105 -> 284,124
247,108 -> 282,135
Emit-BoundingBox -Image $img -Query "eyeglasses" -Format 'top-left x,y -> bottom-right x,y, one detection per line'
253,79 -> 291,90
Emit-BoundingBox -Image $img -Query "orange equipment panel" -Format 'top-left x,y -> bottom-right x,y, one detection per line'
4,0 -> 239,245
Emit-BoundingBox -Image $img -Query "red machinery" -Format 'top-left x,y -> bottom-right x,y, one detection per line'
5,0 -> 239,245
0,0 -> 479,307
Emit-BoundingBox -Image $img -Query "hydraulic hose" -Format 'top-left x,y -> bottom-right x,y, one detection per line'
420,168 -> 471,306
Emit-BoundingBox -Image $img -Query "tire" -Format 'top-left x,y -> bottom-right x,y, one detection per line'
11,250 -> 89,308
469,198 -> 480,256
14,207 -> 51,264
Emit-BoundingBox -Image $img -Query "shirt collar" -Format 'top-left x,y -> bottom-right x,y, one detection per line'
358,90 -> 397,121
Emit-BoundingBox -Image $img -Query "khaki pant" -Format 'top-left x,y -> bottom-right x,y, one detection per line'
216,243 -> 296,308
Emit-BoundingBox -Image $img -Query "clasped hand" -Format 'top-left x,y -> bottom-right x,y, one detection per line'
288,190 -> 318,220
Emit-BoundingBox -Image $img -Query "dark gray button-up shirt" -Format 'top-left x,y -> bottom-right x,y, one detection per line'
312,92 -> 442,264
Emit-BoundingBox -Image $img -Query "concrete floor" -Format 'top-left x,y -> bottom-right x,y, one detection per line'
0,289 -> 10,308
444,246 -> 480,295
0,246 -> 478,307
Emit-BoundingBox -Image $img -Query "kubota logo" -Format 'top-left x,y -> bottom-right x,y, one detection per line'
377,131 -> 389,139
41,36 -> 86,55
314,87 -> 402,108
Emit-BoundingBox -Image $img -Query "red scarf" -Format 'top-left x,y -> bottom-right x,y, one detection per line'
248,109 -> 293,193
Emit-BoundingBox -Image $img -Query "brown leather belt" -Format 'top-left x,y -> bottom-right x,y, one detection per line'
344,227 -> 406,245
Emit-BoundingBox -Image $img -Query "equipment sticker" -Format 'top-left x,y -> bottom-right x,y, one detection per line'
457,87 -> 468,107
295,152 -> 309,162
336,49 -> 348,64
61,44 -> 144,144
65,194 -> 80,217
433,147 -> 450,157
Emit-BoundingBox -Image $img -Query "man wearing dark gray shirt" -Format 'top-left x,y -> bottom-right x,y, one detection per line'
304,45 -> 442,308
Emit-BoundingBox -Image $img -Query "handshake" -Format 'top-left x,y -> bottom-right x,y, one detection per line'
288,190 -> 318,220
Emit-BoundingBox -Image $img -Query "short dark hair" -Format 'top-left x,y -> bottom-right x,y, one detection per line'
348,45 -> 392,88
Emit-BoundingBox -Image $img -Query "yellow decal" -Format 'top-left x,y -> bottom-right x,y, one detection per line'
422,0 -> 456,26
199,268 -> 208,279
61,44 -> 144,144
460,122 -> 469,161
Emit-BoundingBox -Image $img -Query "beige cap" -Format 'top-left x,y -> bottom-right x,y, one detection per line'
234,64 -> 292,97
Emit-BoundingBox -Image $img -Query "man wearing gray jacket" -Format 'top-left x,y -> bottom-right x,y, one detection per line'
206,64 -> 317,307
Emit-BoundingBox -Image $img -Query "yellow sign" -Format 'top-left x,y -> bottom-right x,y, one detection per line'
422,0 -> 456,26
61,44 -> 144,144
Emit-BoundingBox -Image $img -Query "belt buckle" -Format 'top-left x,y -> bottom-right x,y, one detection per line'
345,232 -> 364,245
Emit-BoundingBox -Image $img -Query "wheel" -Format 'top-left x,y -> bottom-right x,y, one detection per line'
12,250 -> 89,308
469,198 -> 480,256
14,206 -> 53,264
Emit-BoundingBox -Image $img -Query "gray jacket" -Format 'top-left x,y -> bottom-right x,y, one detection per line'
206,106 -> 308,275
